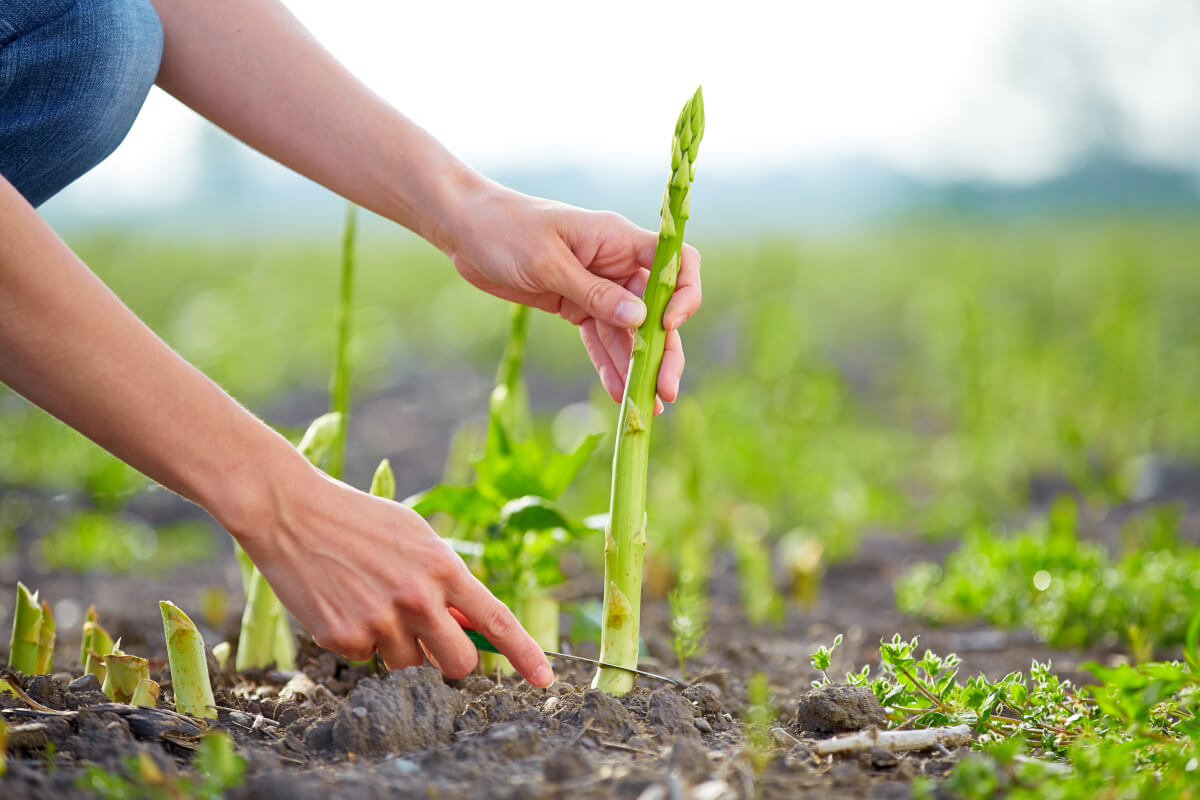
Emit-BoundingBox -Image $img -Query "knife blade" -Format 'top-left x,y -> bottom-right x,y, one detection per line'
463,628 -> 686,688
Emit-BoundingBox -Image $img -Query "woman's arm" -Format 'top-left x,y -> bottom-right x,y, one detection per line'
0,175 -> 554,686
148,0 -> 700,406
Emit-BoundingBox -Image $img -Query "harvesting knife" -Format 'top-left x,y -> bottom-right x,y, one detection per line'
462,628 -> 686,688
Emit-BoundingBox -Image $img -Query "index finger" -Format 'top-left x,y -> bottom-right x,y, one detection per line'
446,572 -> 555,687
664,243 -> 701,330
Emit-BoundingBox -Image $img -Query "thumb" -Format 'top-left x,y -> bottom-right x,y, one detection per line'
554,262 -> 647,328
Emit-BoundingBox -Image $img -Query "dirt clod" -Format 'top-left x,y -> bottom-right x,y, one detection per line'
648,687 -> 697,735
330,666 -> 466,756
790,685 -> 887,734
561,688 -> 636,741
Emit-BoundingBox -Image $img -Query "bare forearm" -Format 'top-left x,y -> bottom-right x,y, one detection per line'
149,0 -> 481,252
0,177 -> 300,540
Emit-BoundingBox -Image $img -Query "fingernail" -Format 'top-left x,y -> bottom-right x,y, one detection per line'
534,664 -> 555,688
615,300 -> 646,327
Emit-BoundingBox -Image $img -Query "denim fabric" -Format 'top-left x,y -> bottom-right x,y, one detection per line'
0,0 -> 162,207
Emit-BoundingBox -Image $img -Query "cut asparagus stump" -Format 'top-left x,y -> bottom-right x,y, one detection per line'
102,648 -> 150,704
8,582 -> 43,675
160,601 -> 217,719
592,87 -> 704,696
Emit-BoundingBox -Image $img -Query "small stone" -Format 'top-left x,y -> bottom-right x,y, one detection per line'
377,757 -> 420,776
693,717 -> 713,734
865,746 -> 898,769
68,673 -> 102,693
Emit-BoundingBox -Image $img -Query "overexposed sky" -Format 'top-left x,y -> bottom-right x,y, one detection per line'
60,0 -> 1200,208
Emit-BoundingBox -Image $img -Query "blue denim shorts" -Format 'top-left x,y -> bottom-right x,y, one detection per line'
0,0 -> 162,207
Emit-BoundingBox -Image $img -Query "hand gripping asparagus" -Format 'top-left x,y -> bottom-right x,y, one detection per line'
592,87 -> 704,696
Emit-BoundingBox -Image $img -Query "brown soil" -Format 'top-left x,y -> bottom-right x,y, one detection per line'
1,526 -> 1129,800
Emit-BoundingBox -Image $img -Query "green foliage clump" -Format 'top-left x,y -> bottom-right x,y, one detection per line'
896,499 -> 1200,652
820,622 -> 1200,800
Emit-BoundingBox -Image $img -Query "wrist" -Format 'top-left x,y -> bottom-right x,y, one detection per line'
367,124 -> 492,256
193,423 -> 317,555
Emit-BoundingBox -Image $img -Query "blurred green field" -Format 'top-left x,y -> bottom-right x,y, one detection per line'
2,218 -> 1199,568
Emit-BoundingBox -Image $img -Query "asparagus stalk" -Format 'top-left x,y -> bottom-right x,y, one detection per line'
328,202 -> 358,480
34,601 -> 55,674
160,601 -> 217,719
80,605 -> 115,682
592,87 -> 704,696
235,568 -> 294,672
7,582 -> 43,674
370,458 -> 396,500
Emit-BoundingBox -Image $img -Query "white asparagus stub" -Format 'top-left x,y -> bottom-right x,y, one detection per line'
813,724 -> 973,755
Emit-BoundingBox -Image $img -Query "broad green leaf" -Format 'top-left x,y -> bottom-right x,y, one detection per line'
500,496 -> 572,532
405,484 -> 499,526
540,433 -> 604,499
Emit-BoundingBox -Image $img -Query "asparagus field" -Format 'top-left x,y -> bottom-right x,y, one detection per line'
3,135 -> 1200,796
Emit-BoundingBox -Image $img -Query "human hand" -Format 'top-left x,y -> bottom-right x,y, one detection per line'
443,183 -> 701,414
236,457 -> 555,687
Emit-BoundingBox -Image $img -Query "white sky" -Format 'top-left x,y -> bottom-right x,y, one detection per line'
61,0 -> 1200,207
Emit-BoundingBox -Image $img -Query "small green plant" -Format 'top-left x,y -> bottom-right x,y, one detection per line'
594,86 -> 704,696
809,633 -> 842,687
897,498 -> 1200,652
668,582 -> 708,681
160,601 -> 216,719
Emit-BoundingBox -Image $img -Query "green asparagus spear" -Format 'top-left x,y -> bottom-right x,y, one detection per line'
7,582 -> 43,674
592,87 -> 704,696
160,601 -> 217,719
369,458 -> 396,500
34,601 -> 55,674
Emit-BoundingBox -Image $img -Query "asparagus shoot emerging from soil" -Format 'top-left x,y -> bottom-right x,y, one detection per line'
233,413 -> 343,671
235,566 -> 294,672
592,86 -> 704,695
34,601 -> 55,675
80,605 -> 115,682
160,601 -> 217,719
370,458 -> 396,500
8,582 -> 43,674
